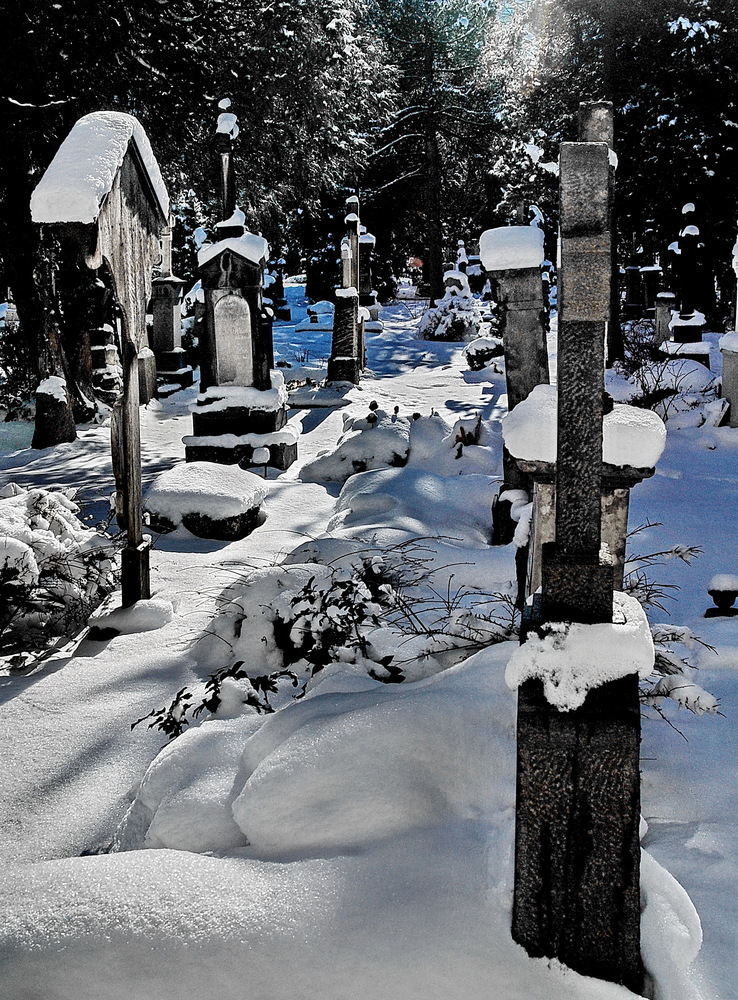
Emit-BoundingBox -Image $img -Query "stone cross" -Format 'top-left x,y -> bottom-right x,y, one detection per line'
512,106 -> 644,995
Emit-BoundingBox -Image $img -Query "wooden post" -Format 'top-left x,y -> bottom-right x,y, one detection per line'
512,127 -> 644,994
120,339 -> 150,605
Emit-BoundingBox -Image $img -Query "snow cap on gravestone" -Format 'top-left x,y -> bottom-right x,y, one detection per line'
479,226 -> 544,273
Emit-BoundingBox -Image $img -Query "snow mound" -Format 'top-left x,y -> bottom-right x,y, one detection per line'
641,849 -> 703,994
30,111 -> 169,223
89,598 -> 174,636
301,406 -> 410,483
231,649 -> 515,857
501,384 -> 666,468
144,461 -> 268,525
505,591 -> 654,711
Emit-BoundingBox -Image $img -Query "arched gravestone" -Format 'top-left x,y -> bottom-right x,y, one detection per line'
31,111 -> 169,606
212,292 -> 253,385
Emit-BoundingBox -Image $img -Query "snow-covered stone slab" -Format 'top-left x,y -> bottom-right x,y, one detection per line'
144,461 -> 268,540
659,340 -> 710,355
719,332 -> 738,354
505,590 -> 654,711
30,111 -> 169,224
193,374 -> 289,414
501,383 -> 666,469
198,233 -> 269,268
479,226 -> 545,272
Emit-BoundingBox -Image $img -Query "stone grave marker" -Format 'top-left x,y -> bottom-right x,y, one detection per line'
183,106 -> 297,472
507,112 -> 649,995
31,111 -> 170,606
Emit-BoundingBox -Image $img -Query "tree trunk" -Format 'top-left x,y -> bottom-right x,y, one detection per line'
0,116 -> 77,447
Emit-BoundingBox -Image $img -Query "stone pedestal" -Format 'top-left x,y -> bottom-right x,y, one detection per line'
513,671 -> 643,995
328,288 -> 361,383
151,274 -> 193,388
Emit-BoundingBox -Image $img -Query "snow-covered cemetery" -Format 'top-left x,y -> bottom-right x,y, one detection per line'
1,2 -> 737,998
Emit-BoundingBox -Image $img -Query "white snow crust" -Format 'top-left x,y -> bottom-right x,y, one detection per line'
505,591 -> 655,710
198,233 -> 269,267
479,226 -> 545,271
501,384 -> 667,468
194,373 -> 288,413
719,332 -> 738,353
36,375 -> 67,402
30,111 -> 169,223
708,573 -> 738,592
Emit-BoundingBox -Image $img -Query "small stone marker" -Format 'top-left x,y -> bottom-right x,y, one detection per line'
511,108 -> 645,995
151,217 -> 192,389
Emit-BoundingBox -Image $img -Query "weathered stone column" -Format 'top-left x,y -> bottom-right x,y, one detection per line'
327,287 -> 360,383
720,334 -> 738,427
479,226 -> 549,495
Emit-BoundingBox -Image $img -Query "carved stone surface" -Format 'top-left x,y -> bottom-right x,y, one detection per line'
513,675 -> 644,995
212,293 -> 253,385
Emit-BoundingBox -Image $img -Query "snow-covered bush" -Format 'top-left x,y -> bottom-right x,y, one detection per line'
0,483 -> 119,667
463,335 -> 504,371
624,524 -> 719,719
301,401 -> 411,483
418,270 -> 482,341
134,540 -> 518,741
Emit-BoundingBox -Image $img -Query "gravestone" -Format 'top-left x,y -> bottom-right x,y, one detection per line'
662,204 -> 709,366
479,225 -> 548,512
578,100 -> 622,361
327,195 -> 367,383
31,111 -> 170,606
510,112 -> 645,995
151,217 -> 192,389
183,107 -> 297,472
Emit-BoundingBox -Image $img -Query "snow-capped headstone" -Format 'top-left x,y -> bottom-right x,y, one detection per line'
190,106 -> 296,470
512,103 -> 645,996
480,225 -> 548,518
327,196 -> 366,384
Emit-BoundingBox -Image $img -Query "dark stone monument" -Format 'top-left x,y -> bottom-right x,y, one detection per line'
479,225 -> 549,541
183,107 -> 297,472
151,218 -> 192,389
327,196 -> 367,383
511,110 -> 645,995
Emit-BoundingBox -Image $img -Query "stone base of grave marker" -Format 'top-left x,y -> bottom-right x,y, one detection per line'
328,289 -> 361,383
512,671 -> 644,995
184,436 -> 297,471
138,348 -> 158,404
185,379 -> 296,471
655,292 -> 676,345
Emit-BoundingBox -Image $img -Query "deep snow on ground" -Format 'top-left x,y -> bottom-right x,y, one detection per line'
0,289 -> 736,1000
